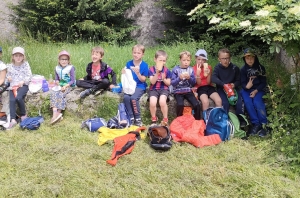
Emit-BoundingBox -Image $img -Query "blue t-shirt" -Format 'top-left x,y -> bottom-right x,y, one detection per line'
125,60 -> 149,90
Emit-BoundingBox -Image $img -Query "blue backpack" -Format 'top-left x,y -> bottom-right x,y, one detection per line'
204,107 -> 233,141
81,117 -> 107,132
20,116 -> 44,130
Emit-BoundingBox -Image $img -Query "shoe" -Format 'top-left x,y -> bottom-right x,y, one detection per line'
151,116 -> 158,125
249,124 -> 262,136
160,118 -> 169,126
130,118 -> 134,125
6,119 -> 18,130
134,118 -> 143,127
80,89 -> 91,99
239,119 -> 247,128
51,113 -> 62,125
258,124 -> 268,137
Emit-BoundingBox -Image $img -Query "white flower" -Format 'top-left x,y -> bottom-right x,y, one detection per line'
187,4 -> 204,16
239,20 -> 251,27
209,16 -> 221,24
255,25 -> 268,30
288,5 -> 300,15
255,10 -> 269,17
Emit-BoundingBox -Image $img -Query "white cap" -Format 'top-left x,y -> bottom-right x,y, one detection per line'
12,47 -> 25,56
195,49 -> 208,60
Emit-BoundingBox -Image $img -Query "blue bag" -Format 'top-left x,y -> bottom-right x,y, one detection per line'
204,107 -> 232,141
81,117 -> 107,132
20,116 -> 44,130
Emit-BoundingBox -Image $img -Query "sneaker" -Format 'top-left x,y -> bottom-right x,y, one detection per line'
80,89 -> 91,99
258,124 -> 268,137
51,113 -> 62,125
151,116 -> 158,125
249,124 -> 262,136
160,118 -> 169,126
130,118 -> 134,125
134,118 -> 143,127
6,119 -> 18,130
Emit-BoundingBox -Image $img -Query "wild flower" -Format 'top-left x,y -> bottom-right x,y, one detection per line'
255,10 -> 269,17
239,20 -> 251,27
209,16 -> 221,24
187,4 -> 204,16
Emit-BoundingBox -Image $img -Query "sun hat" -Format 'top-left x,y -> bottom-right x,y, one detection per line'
12,47 -> 25,56
58,50 -> 70,59
195,49 -> 208,60
243,48 -> 256,57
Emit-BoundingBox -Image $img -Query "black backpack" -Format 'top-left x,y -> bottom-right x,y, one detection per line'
147,125 -> 172,151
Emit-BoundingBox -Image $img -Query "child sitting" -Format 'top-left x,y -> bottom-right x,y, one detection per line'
77,46 -> 117,98
171,51 -> 201,120
122,44 -> 149,126
6,47 -> 32,129
192,49 -> 222,117
50,50 -> 76,124
148,50 -> 172,125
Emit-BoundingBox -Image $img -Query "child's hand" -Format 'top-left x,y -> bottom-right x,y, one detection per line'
204,67 -> 210,76
121,68 -> 126,74
185,73 -> 190,79
18,81 -> 24,87
246,77 -> 255,89
250,89 -> 258,98
161,73 -> 166,80
109,84 -> 115,89
7,76 -> 12,82
132,66 -> 140,74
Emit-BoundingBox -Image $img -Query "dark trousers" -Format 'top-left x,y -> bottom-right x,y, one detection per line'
76,79 -> 110,91
123,88 -> 145,120
174,92 -> 202,120
9,85 -> 28,120
217,88 -> 243,115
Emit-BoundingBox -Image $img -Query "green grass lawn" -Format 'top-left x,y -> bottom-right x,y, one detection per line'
0,41 -> 299,197
0,115 -> 299,197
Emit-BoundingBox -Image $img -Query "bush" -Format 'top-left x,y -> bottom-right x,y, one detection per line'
10,0 -> 140,45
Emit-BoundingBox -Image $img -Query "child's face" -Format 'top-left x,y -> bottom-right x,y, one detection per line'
13,53 -> 24,65
92,51 -> 103,63
195,56 -> 207,66
59,55 -> 69,67
180,54 -> 191,68
154,55 -> 167,67
218,52 -> 231,67
132,48 -> 144,61
245,55 -> 255,67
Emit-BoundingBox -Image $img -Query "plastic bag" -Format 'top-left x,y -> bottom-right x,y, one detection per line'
121,68 -> 136,95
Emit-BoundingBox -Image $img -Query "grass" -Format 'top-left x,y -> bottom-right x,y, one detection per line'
0,41 -> 299,197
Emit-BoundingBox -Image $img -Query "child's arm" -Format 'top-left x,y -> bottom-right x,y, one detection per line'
211,66 -> 224,87
206,66 -> 212,84
188,70 -> 196,87
68,66 -> 76,86
22,62 -> 32,86
109,68 -> 117,89
149,67 -> 159,85
171,66 -> 181,87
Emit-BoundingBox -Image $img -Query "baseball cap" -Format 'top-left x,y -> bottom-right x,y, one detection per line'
195,49 -> 208,60
243,48 -> 256,57
12,47 -> 25,56
58,50 -> 70,59
0,47 -> 2,52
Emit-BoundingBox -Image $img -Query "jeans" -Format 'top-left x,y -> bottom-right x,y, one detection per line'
9,85 -> 29,120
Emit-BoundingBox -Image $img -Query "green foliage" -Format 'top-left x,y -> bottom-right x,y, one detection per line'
10,0 -> 140,45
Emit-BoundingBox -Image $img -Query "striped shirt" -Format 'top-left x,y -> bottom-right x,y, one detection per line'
149,66 -> 171,90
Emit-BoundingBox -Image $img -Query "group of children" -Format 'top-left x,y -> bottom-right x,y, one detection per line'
0,44 -> 268,137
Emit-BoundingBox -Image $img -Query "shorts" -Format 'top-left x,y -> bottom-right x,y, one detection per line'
197,85 -> 216,98
148,89 -> 170,102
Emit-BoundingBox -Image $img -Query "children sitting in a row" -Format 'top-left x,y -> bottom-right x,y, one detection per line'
0,45 -> 268,137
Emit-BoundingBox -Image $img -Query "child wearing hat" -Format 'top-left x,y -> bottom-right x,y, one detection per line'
6,47 -> 32,129
240,48 -> 268,137
192,49 -> 222,118
211,48 -> 246,125
49,50 -> 76,125
76,46 -> 117,99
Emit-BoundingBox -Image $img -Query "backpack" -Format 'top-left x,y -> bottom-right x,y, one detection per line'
81,117 -> 107,132
148,125 -> 172,151
20,116 -> 44,130
228,112 -> 248,139
204,107 -> 233,141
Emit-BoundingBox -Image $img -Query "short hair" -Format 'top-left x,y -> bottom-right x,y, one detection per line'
179,51 -> 191,59
132,44 -> 145,53
155,50 -> 168,59
92,46 -> 104,57
218,48 -> 231,57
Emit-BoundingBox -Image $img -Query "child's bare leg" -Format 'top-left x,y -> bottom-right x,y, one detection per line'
149,96 -> 158,118
159,95 -> 168,119
210,92 -> 222,107
199,94 -> 209,110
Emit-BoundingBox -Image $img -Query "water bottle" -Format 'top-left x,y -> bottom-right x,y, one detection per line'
42,79 -> 49,92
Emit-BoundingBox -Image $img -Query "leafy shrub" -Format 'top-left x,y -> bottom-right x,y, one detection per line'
10,0 -> 140,45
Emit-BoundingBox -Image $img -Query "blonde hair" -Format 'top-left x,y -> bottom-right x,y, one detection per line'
218,48 -> 231,57
91,46 -> 105,57
155,50 -> 168,59
132,44 -> 145,53
179,51 -> 191,59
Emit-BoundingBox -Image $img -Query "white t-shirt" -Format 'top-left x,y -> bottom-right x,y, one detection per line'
0,61 -> 7,71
